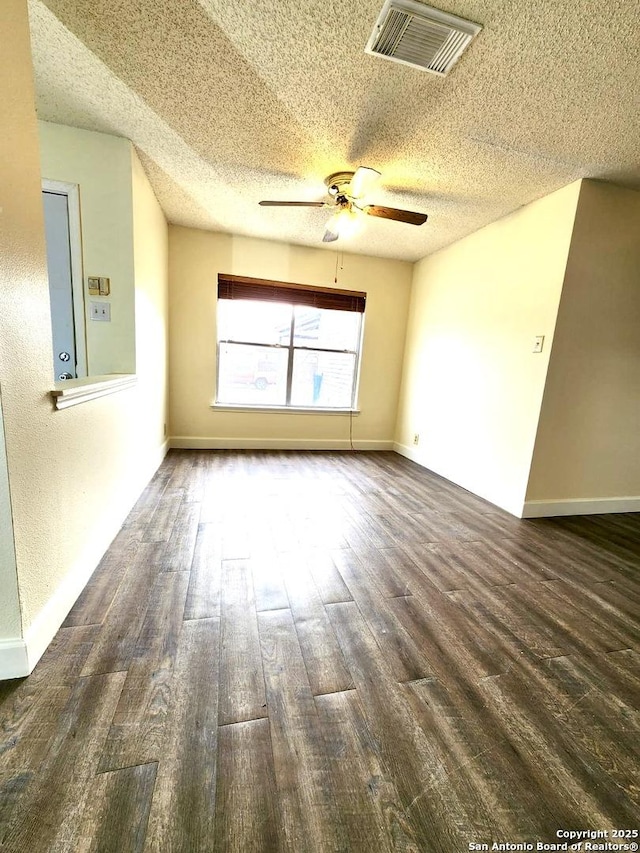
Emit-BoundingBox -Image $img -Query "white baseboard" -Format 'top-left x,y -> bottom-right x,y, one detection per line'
18,439 -> 170,678
23,540 -> 106,673
170,436 -> 394,451
522,496 -> 640,518
393,442 -> 423,464
393,442 -> 526,517
0,638 -> 29,680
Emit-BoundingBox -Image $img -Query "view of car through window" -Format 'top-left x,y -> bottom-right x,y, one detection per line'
216,299 -> 361,408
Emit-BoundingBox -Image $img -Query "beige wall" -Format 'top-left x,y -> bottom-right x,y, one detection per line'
132,149 -> 169,450
39,121 -> 136,375
0,0 -> 169,676
168,228 -> 412,448
0,394 -> 20,640
526,181 -> 640,504
0,0 -> 51,656
394,182 -> 581,515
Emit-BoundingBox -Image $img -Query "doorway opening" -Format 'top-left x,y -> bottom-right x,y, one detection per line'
42,180 -> 87,381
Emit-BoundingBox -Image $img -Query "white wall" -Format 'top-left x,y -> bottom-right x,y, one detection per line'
39,121 -> 136,376
525,181 -> 640,513
168,228 -> 412,449
0,0 -> 169,678
394,182 -> 581,515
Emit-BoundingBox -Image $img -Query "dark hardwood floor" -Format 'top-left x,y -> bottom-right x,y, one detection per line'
1,450 -> 638,852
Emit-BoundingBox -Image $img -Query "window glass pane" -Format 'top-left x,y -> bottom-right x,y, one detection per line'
219,299 -> 292,345
293,306 -> 360,351
218,343 -> 288,405
290,350 -> 356,408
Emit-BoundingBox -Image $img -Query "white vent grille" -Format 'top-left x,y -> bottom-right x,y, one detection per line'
365,0 -> 481,76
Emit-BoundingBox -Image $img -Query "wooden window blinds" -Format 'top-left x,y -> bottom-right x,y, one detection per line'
217,274 -> 366,313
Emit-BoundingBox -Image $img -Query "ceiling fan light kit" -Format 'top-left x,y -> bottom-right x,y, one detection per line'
259,166 -> 428,244
323,207 -> 360,243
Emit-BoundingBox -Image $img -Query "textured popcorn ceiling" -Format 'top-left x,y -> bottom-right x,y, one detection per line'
28,0 -> 640,261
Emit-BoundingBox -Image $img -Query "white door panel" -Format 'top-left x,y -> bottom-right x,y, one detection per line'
43,190 -> 77,380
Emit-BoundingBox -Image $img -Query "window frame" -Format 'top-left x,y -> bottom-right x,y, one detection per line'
215,275 -> 366,412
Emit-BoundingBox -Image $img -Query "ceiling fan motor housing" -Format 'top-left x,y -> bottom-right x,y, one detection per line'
325,171 -> 356,196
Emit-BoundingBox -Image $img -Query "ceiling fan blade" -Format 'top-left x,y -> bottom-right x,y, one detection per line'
350,166 -> 381,199
363,205 -> 428,226
259,200 -> 326,207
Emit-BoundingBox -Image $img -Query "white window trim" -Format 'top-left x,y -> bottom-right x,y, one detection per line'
211,402 -> 361,415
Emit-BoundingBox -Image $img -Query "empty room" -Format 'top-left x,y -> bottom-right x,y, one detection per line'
1,0 -> 639,850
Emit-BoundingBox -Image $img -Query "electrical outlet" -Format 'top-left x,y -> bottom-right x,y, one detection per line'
90,301 -> 111,322
533,335 -> 545,353
413,433 -> 420,445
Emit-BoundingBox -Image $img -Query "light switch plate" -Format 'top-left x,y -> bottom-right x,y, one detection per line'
90,301 -> 111,322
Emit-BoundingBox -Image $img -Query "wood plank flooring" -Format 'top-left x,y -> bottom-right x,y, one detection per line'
1,450 -> 639,852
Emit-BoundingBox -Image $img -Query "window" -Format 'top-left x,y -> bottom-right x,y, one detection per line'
216,274 -> 366,409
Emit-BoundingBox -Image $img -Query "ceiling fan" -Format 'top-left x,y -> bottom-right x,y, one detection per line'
259,166 -> 428,243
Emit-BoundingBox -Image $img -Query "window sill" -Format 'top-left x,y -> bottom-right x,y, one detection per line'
211,402 -> 360,415
51,374 -> 137,410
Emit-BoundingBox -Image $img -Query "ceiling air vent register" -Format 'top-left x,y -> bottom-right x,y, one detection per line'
366,0 -> 482,76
